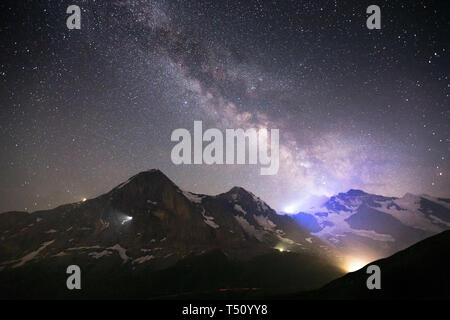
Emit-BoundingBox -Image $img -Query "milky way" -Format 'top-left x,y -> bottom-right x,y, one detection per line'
0,0 -> 448,213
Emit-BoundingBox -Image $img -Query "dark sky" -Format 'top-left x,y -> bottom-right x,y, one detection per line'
0,0 -> 448,213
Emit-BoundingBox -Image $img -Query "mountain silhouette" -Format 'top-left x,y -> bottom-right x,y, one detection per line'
291,230 -> 450,299
0,169 -> 343,299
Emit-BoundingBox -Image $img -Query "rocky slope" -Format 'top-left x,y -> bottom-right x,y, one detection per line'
0,169 -> 343,299
294,230 -> 450,299
289,189 -> 450,261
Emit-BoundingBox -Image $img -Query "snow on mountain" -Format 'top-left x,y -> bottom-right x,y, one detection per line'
0,169 -> 334,272
288,189 -> 450,259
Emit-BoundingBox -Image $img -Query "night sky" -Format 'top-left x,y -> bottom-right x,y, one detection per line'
0,0 -> 448,213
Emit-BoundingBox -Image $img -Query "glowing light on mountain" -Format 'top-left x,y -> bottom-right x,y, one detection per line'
81,198 -> 87,202
121,216 -> 133,225
274,244 -> 290,253
282,194 -> 330,214
283,204 -> 298,214
345,258 -> 368,272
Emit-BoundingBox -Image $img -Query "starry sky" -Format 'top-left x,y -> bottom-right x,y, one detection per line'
0,0 -> 448,213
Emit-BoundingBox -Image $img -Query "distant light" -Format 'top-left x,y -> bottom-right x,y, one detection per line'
274,244 -> 289,253
283,205 -> 298,214
82,198 -> 87,202
345,258 -> 367,272
121,215 -> 133,224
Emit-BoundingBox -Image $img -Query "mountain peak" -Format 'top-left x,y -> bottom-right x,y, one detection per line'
344,189 -> 368,197
114,169 -> 171,189
402,192 -> 419,199
132,168 -> 166,179
106,169 -> 180,205
224,186 -> 261,201
227,186 -> 252,195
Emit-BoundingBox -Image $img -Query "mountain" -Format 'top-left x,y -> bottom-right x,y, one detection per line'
294,230 -> 450,299
0,169 -> 343,299
288,189 -> 450,262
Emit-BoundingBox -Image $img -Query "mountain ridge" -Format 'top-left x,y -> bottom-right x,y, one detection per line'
0,169 -> 345,298
288,188 -> 450,262
291,230 -> 450,299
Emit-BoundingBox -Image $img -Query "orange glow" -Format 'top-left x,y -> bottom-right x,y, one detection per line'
345,258 -> 367,272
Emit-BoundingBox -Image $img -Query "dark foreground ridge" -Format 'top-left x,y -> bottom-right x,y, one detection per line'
289,230 -> 450,300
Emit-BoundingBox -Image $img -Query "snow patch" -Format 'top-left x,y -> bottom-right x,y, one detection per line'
201,208 -> 219,229
12,240 -> 55,268
67,245 -> 101,251
351,229 -> 395,242
133,255 -> 155,264
422,195 -> 450,210
277,235 -> 295,245
234,216 -> 264,241
89,250 -> 112,259
373,195 -> 443,233
312,205 -> 396,242
108,244 -> 129,263
182,190 -> 204,204
254,215 -> 276,231
429,215 -> 450,227
233,204 -> 247,215
116,177 -> 132,190
252,194 -> 269,212
53,251 -> 68,257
